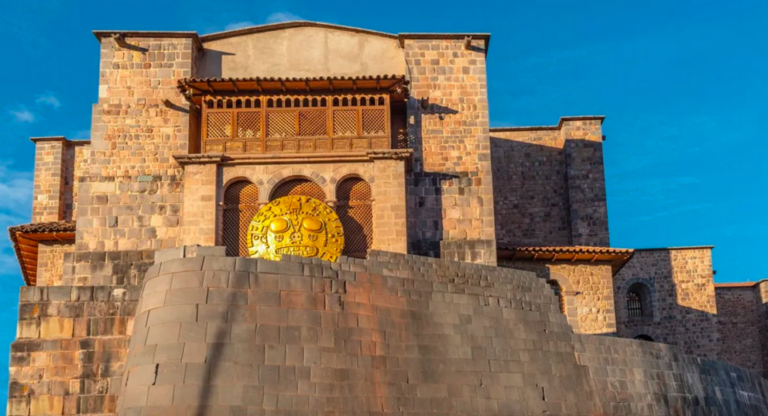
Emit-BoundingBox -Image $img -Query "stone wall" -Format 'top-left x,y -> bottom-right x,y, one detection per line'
110,248 -> 767,415
31,138 -> 90,223
76,35 -> 198,252
500,260 -> 616,335
716,285 -> 765,375
403,38 -> 496,264
8,285 -> 140,416
614,248 -> 719,359
490,117 -> 609,248
36,242 -> 76,286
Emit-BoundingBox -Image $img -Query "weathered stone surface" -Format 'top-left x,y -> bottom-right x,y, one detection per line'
110,252 -> 768,416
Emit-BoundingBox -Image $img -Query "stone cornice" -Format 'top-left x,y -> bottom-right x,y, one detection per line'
174,150 -> 412,166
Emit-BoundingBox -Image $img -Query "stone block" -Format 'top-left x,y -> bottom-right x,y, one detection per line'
164,288 -> 208,306
146,323 -> 181,345
159,257 -> 204,275
146,305 -> 197,326
182,343 -> 207,363
171,271 -> 205,289
154,247 -> 185,264
39,318 -> 73,339
202,256 -> 236,271
29,395 -> 63,416
147,385 -> 174,406
258,260 -> 303,276
154,343 -> 184,363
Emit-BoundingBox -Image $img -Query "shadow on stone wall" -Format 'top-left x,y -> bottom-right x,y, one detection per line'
490,137 -> 573,247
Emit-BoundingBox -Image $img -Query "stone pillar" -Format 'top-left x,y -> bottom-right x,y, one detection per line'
403,37 -> 496,265
77,33 -> 199,252
178,156 -> 221,247
30,137 -> 67,223
562,118 -> 610,247
371,158 -> 407,254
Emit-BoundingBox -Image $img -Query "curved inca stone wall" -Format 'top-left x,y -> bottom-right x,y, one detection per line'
119,249 -> 768,416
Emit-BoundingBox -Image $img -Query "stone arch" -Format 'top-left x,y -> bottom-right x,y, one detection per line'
618,277 -> 659,322
328,166 -> 375,201
628,327 -> 663,343
262,167 -> 329,201
221,169 -> 267,202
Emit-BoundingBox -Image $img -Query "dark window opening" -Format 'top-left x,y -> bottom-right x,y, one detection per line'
634,334 -> 654,342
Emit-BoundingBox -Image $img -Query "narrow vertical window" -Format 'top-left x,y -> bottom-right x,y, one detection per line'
222,181 -> 259,257
336,178 -> 373,257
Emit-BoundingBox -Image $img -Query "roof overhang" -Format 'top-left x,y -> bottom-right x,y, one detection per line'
177,75 -> 409,106
9,222 -> 76,286
497,245 -> 635,275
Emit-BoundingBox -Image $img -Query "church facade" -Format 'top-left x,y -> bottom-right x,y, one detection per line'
7,21 -> 768,415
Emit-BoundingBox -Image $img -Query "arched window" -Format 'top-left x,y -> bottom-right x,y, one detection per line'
270,178 -> 325,201
222,181 -> 259,257
634,334 -> 654,342
626,282 -> 653,318
336,178 -> 373,257
548,281 -> 565,314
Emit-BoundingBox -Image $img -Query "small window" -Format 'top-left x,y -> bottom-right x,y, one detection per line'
626,282 -> 653,318
627,291 -> 643,317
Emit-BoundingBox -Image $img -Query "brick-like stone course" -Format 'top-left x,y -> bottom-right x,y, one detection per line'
403,38 -> 496,264
109,247 -> 768,415
8,285 -> 140,416
76,36 -> 197,253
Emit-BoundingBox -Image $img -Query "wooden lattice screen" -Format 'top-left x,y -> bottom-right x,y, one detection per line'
222,181 -> 259,257
202,94 -> 391,154
336,178 -> 373,257
270,179 -> 326,201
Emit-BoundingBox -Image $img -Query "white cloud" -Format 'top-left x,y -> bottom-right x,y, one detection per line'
8,106 -> 35,123
0,162 -> 33,280
35,92 -> 60,109
265,12 -> 303,24
224,21 -> 255,31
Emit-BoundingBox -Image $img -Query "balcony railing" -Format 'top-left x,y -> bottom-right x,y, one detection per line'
201,93 -> 392,154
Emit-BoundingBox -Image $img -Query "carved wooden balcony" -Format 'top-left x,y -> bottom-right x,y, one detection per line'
177,76 -> 409,155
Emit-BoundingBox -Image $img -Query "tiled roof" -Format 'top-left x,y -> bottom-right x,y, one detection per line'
503,246 -> 634,255
497,245 -> 635,275
8,221 -> 76,286
8,221 -> 76,235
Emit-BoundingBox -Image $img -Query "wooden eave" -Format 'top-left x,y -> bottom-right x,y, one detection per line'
497,246 -> 635,276
177,75 -> 409,105
8,222 -> 76,286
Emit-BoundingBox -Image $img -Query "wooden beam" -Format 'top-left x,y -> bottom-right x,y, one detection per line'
329,80 -> 334,91
255,79 -> 262,92
205,80 -> 216,93
230,81 -> 239,93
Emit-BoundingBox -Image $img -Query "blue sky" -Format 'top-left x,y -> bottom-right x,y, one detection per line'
0,0 -> 766,406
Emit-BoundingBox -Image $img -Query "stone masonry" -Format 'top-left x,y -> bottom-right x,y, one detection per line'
403,37 -> 497,264
8,21 -> 768,416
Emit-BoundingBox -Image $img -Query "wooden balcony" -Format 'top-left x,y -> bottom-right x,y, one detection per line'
201,93 -> 392,154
